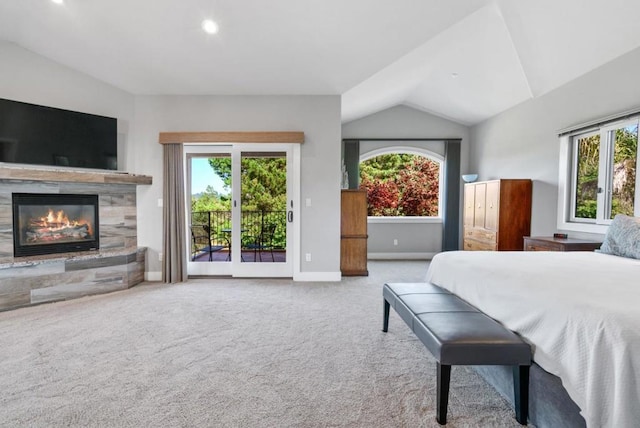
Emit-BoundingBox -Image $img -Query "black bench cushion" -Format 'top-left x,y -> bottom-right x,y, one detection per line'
395,294 -> 479,328
384,282 -> 450,296
413,312 -> 531,366
383,283 -> 450,309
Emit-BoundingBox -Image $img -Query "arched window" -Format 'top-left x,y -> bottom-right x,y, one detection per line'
359,147 -> 443,218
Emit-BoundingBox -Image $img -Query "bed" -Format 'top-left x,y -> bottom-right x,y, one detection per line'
425,250 -> 640,428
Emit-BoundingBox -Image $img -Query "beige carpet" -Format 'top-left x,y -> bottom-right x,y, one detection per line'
0,261 -> 525,427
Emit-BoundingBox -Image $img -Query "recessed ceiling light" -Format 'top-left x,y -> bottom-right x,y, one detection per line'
202,19 -> 219,35
51,0 -> 64,4
451,73 -> 459,79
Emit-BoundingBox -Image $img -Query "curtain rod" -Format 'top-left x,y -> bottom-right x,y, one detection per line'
557,107 -> 640,136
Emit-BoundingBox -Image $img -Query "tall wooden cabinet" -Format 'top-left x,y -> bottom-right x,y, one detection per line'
463,179 -> 532,251
341,189 -> 368,276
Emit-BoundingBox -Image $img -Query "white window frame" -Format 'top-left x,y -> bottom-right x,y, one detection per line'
359,147 -> 444,223
568,129 -> 600,225
558,117 -> 640,233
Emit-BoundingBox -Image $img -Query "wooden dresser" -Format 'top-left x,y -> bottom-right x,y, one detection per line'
340,189 -> 368,276
463,179 -> 532,251
524,236 -> 602,252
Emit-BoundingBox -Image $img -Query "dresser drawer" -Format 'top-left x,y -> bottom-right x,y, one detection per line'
525,243 -> 555,251
523,237 -> 602,252
464,228 -> 497,244
464,239 -> 497,251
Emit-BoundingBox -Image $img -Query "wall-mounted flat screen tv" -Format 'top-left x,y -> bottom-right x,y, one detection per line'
0,97 -> 117,170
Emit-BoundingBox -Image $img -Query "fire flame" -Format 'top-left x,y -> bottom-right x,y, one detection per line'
36,209 -> 93,235
23,207 -> 94,244
41,209 -> 72,227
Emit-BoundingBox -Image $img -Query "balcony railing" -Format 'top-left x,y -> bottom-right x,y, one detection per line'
191,210 -> 287,249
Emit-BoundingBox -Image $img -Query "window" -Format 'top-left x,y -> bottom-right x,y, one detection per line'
560,117 -> 639,231
359,148 -> 443,219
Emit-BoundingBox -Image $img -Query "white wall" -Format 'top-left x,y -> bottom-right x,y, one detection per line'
342,105 -> 470,257
470,45 -> 640,239
130,95 -> 342,279
0,42 -> 134,168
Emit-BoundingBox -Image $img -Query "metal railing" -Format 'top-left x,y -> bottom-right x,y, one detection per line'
191,210 -> 287,249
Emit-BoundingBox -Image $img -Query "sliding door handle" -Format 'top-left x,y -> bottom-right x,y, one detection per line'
288,211 -> 293,222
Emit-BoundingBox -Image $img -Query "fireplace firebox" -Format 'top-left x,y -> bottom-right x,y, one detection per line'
12,193 -> 100,257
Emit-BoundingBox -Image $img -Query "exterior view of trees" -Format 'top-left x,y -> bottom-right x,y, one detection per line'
359,153 -> 440,216
192,185 -> 230,214
207,156 -> 287,212
575,125 -> 637,219
612,127 -> 638,217
191,156 -> 287,213
191,156 -> 288,249
575,134 -> 600,218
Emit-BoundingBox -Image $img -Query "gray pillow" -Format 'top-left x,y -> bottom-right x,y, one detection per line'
599,214 -> 640,259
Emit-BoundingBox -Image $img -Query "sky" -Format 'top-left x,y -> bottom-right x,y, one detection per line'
190,157 -> 228,195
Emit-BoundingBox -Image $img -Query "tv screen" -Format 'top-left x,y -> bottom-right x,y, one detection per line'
0,97 -> 117,170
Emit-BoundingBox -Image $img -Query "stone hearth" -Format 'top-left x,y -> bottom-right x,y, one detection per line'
0,165 -> 152,311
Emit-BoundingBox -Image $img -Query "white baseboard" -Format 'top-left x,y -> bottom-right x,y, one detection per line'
145,271 -> 341,282
294,271 -> 342,282
145,271 -> 162,282
368,252 -> 437,260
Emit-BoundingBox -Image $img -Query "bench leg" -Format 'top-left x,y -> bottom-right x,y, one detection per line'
513,365 -> 529,425
437,363 -> 451,425
382,299 -> 390,332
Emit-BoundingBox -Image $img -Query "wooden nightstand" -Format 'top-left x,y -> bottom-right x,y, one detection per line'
523,236 -> 602,252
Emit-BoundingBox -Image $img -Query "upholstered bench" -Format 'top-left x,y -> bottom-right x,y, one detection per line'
382,282 -> 531,425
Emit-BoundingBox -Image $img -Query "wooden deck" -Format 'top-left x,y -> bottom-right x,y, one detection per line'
192,249 -> 286,263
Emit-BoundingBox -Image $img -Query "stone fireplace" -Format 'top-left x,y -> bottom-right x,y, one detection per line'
12,193 -> 100,257
0,165 -> 152,311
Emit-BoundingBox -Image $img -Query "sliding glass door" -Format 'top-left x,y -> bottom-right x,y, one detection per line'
185,144 -> 294,277
186,146 -> 233,276
232,147 -> 293,277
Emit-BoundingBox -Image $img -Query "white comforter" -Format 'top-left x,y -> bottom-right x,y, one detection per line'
425,251 -> 640,428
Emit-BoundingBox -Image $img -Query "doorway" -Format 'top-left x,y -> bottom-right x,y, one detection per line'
185,144 -> 296,277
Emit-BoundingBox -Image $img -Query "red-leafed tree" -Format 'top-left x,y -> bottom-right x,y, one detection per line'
397,156 -> 439,216
359,153 -> 439,216
359,177 -> 400,216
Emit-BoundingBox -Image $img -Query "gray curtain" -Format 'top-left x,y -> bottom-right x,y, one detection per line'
342,139 -> 360,189
442,140 -> 461,251
162,143 -> 188,283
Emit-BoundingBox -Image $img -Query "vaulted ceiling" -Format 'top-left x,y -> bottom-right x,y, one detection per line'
2,0 -> 640,125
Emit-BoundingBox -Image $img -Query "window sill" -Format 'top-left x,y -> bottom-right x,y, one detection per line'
368,216 -> 443,224
557,220 -> 609,235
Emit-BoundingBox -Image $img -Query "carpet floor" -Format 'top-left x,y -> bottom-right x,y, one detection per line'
0,261 -> 526,427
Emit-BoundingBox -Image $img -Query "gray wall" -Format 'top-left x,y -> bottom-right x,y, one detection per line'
470,45 -> 640,239
0,42 -> 134,169
1,42 -> 342,279
130,95 -> 342,278
342,105 -> 470,257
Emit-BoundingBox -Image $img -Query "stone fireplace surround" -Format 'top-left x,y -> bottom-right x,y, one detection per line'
0,165 -> 152,311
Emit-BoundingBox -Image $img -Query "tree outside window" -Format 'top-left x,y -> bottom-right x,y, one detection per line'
359,153 -> 441,217
572,122 -> 638,223
610,125 -> 638,217
574,133 -> 600,219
